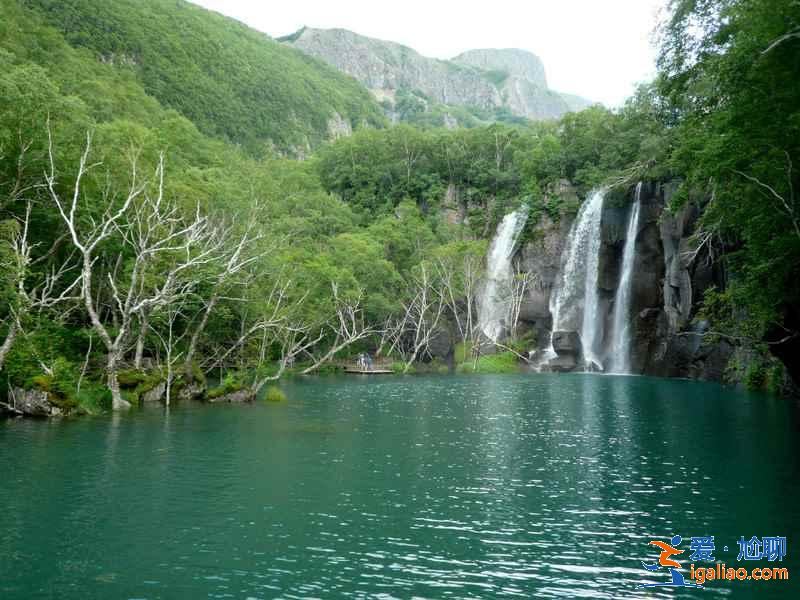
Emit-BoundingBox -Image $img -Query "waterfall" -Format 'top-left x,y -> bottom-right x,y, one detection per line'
609,182 -> 642,374
479,207 -> 529,341
545,189 -> 605,369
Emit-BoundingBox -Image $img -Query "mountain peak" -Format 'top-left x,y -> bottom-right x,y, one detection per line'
452,48 -> 548,89
283,27 -> 591,123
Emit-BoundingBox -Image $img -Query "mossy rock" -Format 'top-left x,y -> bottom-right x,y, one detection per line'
26,374 -> 77,410
117,369 -> 149,389
206,381 -> 244,400
186,362 -> 207,385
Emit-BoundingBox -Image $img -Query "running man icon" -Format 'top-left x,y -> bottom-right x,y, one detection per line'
636,535 -> 703,589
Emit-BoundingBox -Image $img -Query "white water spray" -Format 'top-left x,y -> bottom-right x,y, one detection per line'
479,207 -> 529,341
609,182 -> 642,374
545,189 -> 606,369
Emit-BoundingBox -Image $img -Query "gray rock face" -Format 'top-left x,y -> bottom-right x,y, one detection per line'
546,354 -> 578,372
452,49 -> 585,120
552,331 -> 582,356
141,382 -> 166,403
179,381 -> 206,402
518,182 -> 577,346
514,181 -> 732,382
288,28 -> 500,109
7,388 -> 63,417
453,48 -> 548,88
284,28 -> 591,122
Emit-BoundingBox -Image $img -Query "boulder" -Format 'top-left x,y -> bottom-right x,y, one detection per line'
545,354 -> 578,372
7,388 -> 63,417
178,381 -> 206,401
207,389 -> 254,404
141,382 -> 166,403
552,330 -> 581,356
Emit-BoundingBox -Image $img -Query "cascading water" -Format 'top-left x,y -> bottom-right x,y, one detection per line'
608,182 -> 642,374
479,207 -> 529,341
544,189 -> 606,369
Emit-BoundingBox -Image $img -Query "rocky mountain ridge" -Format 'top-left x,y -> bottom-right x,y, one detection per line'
281,27 -> 592,124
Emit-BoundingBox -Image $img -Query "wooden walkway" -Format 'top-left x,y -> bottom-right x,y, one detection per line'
341,357 -> 394,374
343,368 -> 394,375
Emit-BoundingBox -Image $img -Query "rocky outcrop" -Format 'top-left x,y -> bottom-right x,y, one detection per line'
286,28 -> 500,110
283,28 -> 591,123
453,49 -> 588,120
515,181 -> 578,344
178,380 -> 206,402
206,389 -> 254,403
327,112 -> 353,139
453,48 -> 548,89
515,181 -> 733,382
5,388 -> 63,417
141,382 -> 166,403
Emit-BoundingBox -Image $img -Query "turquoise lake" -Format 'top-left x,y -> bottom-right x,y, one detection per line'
1,374 -> 798,598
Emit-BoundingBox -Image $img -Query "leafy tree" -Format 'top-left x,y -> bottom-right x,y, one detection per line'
657,0 -> 800,380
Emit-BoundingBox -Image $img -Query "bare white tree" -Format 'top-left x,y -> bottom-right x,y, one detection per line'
507,266 -> 534,339
182,216 -> 265,379
249,322 -> 323,397
151,302 -> 186,406
435,250 -> 485,363
46,131 -> 223,410
210,278 -> 299,370
394,263 -> 447,373
301,283 -> 376,374
0,202 -> 80,370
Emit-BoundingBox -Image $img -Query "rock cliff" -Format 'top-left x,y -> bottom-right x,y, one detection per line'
282,28 -> 592,123
435,181 -> 731,381
513,182 -> 732,381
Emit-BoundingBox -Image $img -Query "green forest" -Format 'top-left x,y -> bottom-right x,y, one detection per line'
1,0 -> 798,414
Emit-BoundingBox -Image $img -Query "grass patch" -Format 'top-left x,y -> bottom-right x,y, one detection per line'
206,373 -> 245,400
457,351 -> 520,374
264,386 -> 286,402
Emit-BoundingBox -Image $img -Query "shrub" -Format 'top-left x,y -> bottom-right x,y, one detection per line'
206,373 -> 244,400
264,386 -> 286,403
117,369 -> 149,389
765,362 -> 787,396
27,358 -> 80,410
744,362 -> 766,391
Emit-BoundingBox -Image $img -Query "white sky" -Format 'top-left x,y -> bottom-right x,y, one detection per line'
190,0 -> 666,107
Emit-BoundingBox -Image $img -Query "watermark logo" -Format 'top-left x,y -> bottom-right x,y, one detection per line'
636,535 -> 703,588
636,535 -> 788,589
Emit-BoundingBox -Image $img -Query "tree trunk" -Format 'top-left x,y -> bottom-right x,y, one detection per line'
184,293 -> 218,379
301,336 -> 351,374
107,352 -> 131,411
403,347 -> 421,374
134,313 -> 149,370
0,319 -> 20,371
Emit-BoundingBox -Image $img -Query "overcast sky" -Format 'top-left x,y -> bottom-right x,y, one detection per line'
190,0 -> 666,107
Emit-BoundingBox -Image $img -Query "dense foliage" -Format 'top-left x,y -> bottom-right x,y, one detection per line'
1,0 -> 799,411
14,0 -> 385,155
656,0 -> 800,383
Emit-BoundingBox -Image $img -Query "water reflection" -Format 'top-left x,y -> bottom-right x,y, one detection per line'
0,374 -> 798,598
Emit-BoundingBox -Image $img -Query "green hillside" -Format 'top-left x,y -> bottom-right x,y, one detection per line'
15,0 -> 385,154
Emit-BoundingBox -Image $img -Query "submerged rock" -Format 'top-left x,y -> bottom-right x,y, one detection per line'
206,389 -> 254,404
